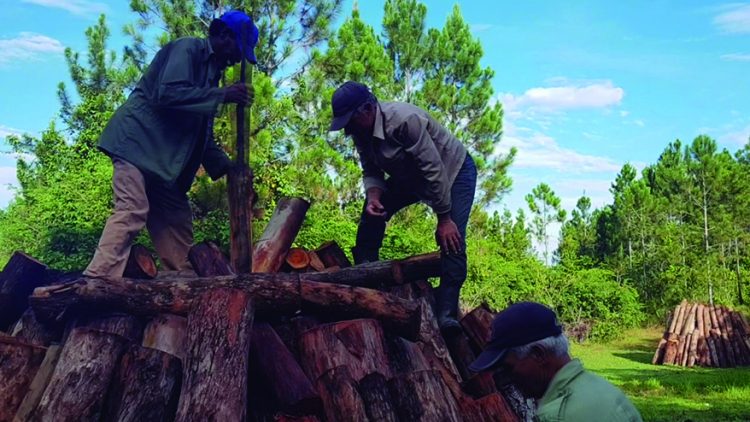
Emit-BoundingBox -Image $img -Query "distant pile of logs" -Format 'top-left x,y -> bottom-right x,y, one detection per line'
652,300 -> 750,367
0,197 -> 532,422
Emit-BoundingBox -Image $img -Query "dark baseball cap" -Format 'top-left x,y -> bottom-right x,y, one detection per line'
329,81 -> 373,131
219,10 -> 259,64
469,302 -> 563,372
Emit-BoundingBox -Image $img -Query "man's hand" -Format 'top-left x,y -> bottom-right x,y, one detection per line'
223,83 -> 253,105
365,187 -> 387,218
436,214 -> 462,255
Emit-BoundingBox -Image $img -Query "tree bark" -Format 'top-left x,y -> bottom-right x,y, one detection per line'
314,241 -> 351,269
314,366 -> 368,422
415,297 -> 463,400
714,306 -> 736,367
305,253 -> 440,288
662,333 -> 679,365
64,312 -> 143,344
299,319 -> 392,383
444,331 -> 479,382
188,241 -> 234,277
358,372 -> 398,422
687,328 -> 700,367
11,308 -> 60,347
462,393 -> 519,422
286,248 -> 311,270
31,327 -> 127,422
385,335 -> 430,375
141,314 -> 187,361
103,345 -> 181,422
123,244 -> 157,279
12,345 -> 60,422
0,338 -> 46,421
307,251 -> 326,272
462,371 -> 497,399
30,275 -> 420,338
253,198 -> 310,273
228,163 -> 255,274
460,305 -> 495,354
0,252 -> 48,330
388,370 -> 462,422
249,322 -> 321,415
272,316 -> 321,362
175,288 -> 254,422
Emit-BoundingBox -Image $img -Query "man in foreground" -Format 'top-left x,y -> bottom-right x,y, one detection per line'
85,11 -> 258,277
329,81 -> 477,332
469,301 -> 643,422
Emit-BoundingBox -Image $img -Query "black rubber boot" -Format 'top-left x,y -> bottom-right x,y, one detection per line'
435,285 -> 462,336
351,245 -> 379,265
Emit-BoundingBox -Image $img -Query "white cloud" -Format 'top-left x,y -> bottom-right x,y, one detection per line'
496,124 -> 621,174
720,124 -> 750,146
634,119 -> 645,127
721,52 -> 750,61
470,24 -> 493,33
501,81 -> 625,113
21,0 -> 107,16
714,4 -> 750,34
0,166 -> 18,209
0,33 -> 64,65
0,125 -> 25,139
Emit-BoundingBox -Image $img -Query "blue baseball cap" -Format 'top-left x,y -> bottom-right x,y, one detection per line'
330,81 -> 373,131
469,302 -> 563,372
219,10 -> 259,64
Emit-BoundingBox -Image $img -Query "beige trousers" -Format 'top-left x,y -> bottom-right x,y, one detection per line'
85,158 -> 193,277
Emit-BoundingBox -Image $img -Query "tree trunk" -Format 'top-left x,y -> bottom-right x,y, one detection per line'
0,252 -> 48,330
460,305 -> 495,354
175,288 -> 254,422
31,327 -> 127,422
188,241 -> 234,277
462,371 -> 497,399
298,319 -> 392,383
30,275 -> 421,338
253,198 -> 310,273
444,331 -> 479,382
462,393 -> 519,422
141,314 -> 187,361
306,253 -> 440,288
12,345 -> 61,422
307,251 -> 326,272
64,312 -> 143,344
687,329 -> 700,367
314,241 -> 351,269
385,335 -> 430,375
286,248 -> 312,270
249,322 -> 321,415
272,316 -> 321,362
0,338 -> 46,421
662,333 -> 679,365
314,366 -> 368,422
358,372 -> 398,422
388,370 -> 462,422
123,244 -> 157,279
103,345 -> 181,422
228,163 -> 255,274
415,297 -> 463,399
714,306 -> 736,367
11,308 -> 60,347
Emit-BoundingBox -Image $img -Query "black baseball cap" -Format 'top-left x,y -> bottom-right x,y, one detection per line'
469,302 -> 563,372
329,81 -> 373,131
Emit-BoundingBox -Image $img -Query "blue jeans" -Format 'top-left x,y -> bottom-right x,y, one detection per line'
354,154 -> 477,301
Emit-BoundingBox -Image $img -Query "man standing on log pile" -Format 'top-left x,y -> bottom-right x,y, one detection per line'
84,11 -> 258,278
329,81 -> 477,333
470,302 -> 643,421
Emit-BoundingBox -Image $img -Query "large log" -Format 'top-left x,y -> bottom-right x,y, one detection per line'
30,275 -> 421,338
687,328 -> 700,367
358,372 -> 399,422
462,393 -> 519,422
253,198 -> 310,273
298,319 -> 392,383
462,371 -> 498,399
65,312 -> 143,344
385,335 -> 430,375
227,163 -> 254,274
314,241 -> 351,269
141,314 -> 187,361
31,327 -> 127,422
415,297 -> 463,399
662,333 -> 679,365
304,252 -> 441,288
0,338 -> 46,421
388,370 -> 462,422
307,251 -> 326,272
460,304 -> 495,354
123,244 -> 157,279
444,331 -> 479,382
174,288 -> 254,422
103,345 -> 181,422
314,366 -> 368,422
0,252 -> 48,330
11,308 -> 59,347
188,241 -> 234,276
714,306 -> 736,367
12,345 -> 61,422
272,315 -> 321,362
249,322 -> 321,415
286,248 -> 311,270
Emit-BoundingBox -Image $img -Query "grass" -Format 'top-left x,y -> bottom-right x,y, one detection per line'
570,327 -> 750,422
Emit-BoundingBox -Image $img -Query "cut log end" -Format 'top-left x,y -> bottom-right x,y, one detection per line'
286,248 -> 312,270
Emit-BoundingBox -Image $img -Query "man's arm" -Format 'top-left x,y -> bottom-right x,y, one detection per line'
202,134 -> 232,180
153,39 -> 227,115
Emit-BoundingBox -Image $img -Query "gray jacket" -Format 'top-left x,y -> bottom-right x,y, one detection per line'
353,102 -> 467,214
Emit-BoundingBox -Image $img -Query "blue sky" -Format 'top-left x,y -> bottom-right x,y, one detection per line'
1,0 -> 749,225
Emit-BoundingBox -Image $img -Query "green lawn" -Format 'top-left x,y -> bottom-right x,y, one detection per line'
570,327 -> 750,422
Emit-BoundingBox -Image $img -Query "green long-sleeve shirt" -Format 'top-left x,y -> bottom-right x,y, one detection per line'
536,359 -> 643,422
98,37 -> 230,190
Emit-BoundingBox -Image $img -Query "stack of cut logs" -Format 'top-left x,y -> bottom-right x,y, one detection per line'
0,198 -> 532,422
651,300 -> 750,367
